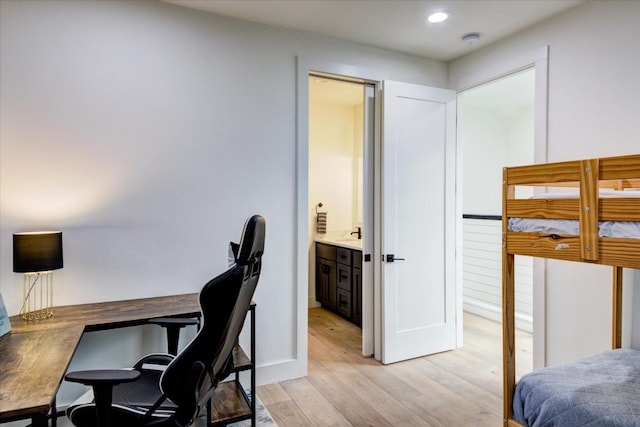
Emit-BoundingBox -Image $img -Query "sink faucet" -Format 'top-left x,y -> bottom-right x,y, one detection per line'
350,227 -> 362,240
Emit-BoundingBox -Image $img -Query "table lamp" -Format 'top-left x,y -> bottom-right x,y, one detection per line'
13,231 -> 63,321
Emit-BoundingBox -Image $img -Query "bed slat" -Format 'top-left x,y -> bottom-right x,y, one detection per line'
600,154 -> 640,181
506,198 -> 640,221
600,198 -> 640,220
505,160 -> 581,185
600,178 -> 640,189
506,199 -> 578,219
506,233 -> 640,269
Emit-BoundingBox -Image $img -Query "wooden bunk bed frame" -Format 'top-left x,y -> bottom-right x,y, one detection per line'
501,153 -> 640,426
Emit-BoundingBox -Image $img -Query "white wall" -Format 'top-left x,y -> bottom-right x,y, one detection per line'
460,85 -> 534,331
0,0 -> 447,402
308,99 -> 358,304
450,0 -> 640,365
309,102 -> 357,234
460,107 -> 512,215
507,108 -> 535,168
460,68 -> 535,215
353,103 -> 365,227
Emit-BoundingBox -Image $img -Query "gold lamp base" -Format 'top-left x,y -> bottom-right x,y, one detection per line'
21,272 -> 54,321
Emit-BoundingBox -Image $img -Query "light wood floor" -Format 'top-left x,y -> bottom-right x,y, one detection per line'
257,308 -> 532,426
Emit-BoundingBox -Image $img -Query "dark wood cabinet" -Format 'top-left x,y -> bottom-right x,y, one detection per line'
315,242 -> 362,326
316,259 -> 337,311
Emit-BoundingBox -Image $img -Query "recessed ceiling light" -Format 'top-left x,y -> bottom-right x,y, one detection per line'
427,11 -> 449,24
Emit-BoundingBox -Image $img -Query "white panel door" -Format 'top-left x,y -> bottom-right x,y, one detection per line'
381,80 -> 457,364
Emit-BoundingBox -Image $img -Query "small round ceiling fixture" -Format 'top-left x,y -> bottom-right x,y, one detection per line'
427,11 -> 449,23
462,32 -> 480,45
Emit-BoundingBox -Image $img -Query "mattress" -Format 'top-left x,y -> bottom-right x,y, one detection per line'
513,349 -> 640,426
508,190 -> 640,239
508,218 -> 640,239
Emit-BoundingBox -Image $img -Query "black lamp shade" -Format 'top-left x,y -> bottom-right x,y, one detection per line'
13,231 -> 63,273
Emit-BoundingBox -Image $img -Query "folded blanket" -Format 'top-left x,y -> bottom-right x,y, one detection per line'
513,349 -> 640,426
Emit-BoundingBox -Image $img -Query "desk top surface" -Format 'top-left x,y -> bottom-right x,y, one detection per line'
9,293 -> 201,333
0,293 -> 200,421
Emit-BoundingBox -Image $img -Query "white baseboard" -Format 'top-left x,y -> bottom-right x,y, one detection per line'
464,299 -> 532,333
256,357 -> 306,386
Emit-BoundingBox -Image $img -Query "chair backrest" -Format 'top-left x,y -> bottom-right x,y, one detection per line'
159,215 -> 265,425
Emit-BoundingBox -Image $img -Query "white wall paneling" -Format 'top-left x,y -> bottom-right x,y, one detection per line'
462,218 -> 532,332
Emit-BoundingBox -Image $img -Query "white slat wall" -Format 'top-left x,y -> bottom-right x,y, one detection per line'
463,218 -> 533,332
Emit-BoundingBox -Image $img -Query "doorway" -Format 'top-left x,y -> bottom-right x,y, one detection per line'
303,69 -> 458,366
296,57 -> 459,377
458,68 -> 535,374
307,75 -> 372,356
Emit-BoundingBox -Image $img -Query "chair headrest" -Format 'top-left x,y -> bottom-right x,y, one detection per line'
236,215 -> 266,265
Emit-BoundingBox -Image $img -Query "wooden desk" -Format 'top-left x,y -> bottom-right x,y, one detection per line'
0,293 -> 200,426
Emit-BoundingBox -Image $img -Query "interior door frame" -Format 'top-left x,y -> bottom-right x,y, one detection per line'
297,57 -> 383,368
454,46 -> 549,368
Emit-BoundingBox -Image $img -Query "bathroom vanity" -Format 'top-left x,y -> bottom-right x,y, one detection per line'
315,240 -> 362,326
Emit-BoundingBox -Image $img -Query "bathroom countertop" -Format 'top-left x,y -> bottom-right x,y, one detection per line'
315,235 -> 363,251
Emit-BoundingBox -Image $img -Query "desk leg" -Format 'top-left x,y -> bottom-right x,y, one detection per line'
31,412 -> 48,427
250,306 -> 256,427
51,397 -> 57,427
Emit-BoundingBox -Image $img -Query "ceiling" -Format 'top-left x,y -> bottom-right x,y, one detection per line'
161,0 -> 584,62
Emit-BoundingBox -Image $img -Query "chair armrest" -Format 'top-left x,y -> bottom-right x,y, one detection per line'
148,317 -> 200,328
149,317 -> 200,355
65,370 -> 140,427
65,369 -> 140,386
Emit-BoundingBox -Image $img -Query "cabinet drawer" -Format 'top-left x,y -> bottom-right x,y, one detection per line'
336,288 -> 352,319
316,243 -> 337,261
336,263 -> 351,291
336,247 -> 351,265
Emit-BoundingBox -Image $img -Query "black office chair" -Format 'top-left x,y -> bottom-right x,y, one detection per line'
147,241 -> 241,356
64,215 -> 266,427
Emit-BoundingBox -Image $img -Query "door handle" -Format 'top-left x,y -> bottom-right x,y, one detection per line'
385,254 -> 405,262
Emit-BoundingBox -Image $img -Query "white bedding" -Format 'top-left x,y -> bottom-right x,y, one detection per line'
513,349 -> 640,426
530,189 -> 640,199
508,190 -> 640,239
508,218 -> 640,239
